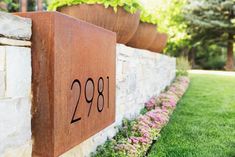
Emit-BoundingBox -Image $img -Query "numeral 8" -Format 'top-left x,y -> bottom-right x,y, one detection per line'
97,77 -> 104,112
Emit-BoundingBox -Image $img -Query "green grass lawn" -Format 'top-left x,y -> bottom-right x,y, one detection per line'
148,73 -> 235,157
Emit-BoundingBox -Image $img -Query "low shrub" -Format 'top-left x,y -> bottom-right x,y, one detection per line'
176,57 -> 191,76
92,76 -> 190,157
201,56 -> 226,70
48,0 -> 141,14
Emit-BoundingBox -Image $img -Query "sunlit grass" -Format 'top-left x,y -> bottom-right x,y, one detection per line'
148,73 -> 235,157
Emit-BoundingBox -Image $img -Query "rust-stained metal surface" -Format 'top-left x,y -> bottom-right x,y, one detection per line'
59,4 -> 140,44
127,23 -> 157,50
16,12 -> 116,157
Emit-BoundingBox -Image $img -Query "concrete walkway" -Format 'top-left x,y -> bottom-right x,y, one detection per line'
189,70 -> 235,76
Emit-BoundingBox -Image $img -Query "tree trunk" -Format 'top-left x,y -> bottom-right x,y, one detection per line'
188,47 -> 196,68
37,0 -> 43,11
225,33 -> 234,71
20,0 -> 27,12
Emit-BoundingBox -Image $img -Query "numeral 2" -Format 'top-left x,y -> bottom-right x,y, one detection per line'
70,79 -> 82,124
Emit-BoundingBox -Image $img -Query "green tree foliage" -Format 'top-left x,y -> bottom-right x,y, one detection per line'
142,0 -> 234,70
0,0 -> 19,12
194,45 -> 227,69
184,0 -> 235,71
1,0 -> 52,12
141,0 -> 189,55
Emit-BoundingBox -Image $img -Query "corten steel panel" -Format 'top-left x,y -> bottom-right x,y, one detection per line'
16,12 -> 116,157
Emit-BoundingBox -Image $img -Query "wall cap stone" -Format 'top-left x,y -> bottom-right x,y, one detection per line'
0,37 -> 31,47
0,12 -> 32,40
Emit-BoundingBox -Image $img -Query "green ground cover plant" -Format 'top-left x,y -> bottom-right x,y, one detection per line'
48,0 -> 141,13
92,76 -> 190,157
148,73 -> 235,157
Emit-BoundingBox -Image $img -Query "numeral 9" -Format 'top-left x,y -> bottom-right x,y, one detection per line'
85,78 -> 95,117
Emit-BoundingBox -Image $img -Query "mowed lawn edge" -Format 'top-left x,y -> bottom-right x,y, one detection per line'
147,73 -> 235,157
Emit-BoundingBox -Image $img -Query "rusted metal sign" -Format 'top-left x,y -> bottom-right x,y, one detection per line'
16,12 -> 116,157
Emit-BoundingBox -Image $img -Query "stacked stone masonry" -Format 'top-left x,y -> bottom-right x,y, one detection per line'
0,12 -> 32,157
0,13 -> 176,157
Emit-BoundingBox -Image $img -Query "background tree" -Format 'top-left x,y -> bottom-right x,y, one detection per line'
184,0 -> 235,71
0,0 -> 47,12
0,0 -> 19,12
141,0 -> 189,57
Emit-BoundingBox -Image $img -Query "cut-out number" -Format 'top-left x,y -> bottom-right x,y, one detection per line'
107,76 -> 109,108
85,78 -> 95,117
97,77 -> 104,112
70,79 -> 82,124
70,76 -> 110,124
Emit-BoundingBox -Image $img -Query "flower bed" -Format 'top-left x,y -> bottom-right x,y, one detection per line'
92,76 -> 190,157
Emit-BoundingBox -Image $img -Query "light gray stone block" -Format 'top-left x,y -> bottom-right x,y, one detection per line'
0,46 -> 5,71
0,71 -> 5,98
0,12 -> 32,40
0,98 -> 31,156
2,141 -> 32,157
5,46 -> 31,98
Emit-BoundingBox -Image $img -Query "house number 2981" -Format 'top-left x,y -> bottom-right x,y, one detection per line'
70,77 -> 110,124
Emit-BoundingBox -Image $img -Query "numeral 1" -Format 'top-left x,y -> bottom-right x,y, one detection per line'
107,76 -> 110,108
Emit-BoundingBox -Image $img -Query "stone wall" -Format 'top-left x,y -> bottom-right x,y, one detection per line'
0,13 -> 176,157
60,44 -> 176,157
0,12 -> 32,157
